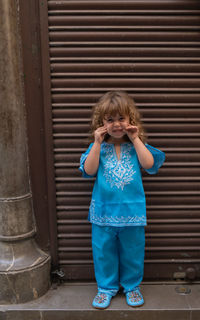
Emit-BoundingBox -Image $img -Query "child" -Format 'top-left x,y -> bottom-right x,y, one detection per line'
79,91 -> 165,309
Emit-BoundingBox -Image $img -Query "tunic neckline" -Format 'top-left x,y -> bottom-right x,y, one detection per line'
102,141 -> 131,146
102,142 -> 132,162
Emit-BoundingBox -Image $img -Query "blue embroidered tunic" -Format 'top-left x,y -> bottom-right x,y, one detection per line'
79,142 -> 165,227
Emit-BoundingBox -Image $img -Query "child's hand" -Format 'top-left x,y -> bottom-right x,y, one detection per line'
123,125 -> 139,142
94,126 -> 107,144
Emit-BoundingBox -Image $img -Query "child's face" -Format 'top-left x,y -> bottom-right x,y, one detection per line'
103,113 -> 130,140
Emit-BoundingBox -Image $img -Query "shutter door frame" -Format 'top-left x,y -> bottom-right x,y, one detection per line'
38,0 -> 200,281
19,0 -> 54,252
39,0 -> 59,266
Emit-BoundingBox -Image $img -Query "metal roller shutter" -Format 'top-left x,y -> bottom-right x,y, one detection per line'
46,0 -> 200,280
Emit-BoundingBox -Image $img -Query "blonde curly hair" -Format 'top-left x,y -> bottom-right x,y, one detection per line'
89,91 -> 146,143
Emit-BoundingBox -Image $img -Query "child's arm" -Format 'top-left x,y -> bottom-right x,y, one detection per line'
84,126 -> 107,176
124,125 -> 154,169
84,142 -> 101,176
133,137 -> 154,169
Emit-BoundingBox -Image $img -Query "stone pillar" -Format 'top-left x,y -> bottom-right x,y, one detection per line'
0,0 -> 51,304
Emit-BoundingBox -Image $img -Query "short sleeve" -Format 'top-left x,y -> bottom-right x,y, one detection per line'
79,143 -> 96,178
144,144 -> 165,174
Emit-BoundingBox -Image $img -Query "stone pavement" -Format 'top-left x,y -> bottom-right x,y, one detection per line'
0,283 -> 200,320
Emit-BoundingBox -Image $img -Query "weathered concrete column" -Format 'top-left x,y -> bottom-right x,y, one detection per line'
0,0 -> 51,304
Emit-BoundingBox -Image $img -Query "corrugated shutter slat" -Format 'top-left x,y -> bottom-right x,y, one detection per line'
47,0 -> 200,280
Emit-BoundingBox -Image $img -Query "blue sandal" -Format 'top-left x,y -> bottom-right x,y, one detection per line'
92,292 -> 112,309
126,287 -> 144,307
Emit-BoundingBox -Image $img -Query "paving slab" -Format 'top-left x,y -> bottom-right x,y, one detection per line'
0,283 -> 199,320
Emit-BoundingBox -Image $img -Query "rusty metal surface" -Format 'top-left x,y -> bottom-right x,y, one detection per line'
40,0 -> 200,280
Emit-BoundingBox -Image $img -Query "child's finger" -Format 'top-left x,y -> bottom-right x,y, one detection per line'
102,125 -> 108,131
123,125 -> 132,132
126,125 -> 138,132
98,126 -> 107,136
97,126 -> 107,133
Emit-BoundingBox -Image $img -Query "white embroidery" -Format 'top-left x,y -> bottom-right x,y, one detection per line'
89,200 -> 146,225
103,143 -> 136,190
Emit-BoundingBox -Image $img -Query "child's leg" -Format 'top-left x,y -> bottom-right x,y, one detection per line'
118,226 -> 145,293
92,224 -> 119,296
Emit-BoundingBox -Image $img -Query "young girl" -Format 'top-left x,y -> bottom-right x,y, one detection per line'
79,91 -> 165,309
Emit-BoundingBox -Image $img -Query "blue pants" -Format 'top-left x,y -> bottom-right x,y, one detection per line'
92,224 -> 145,296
